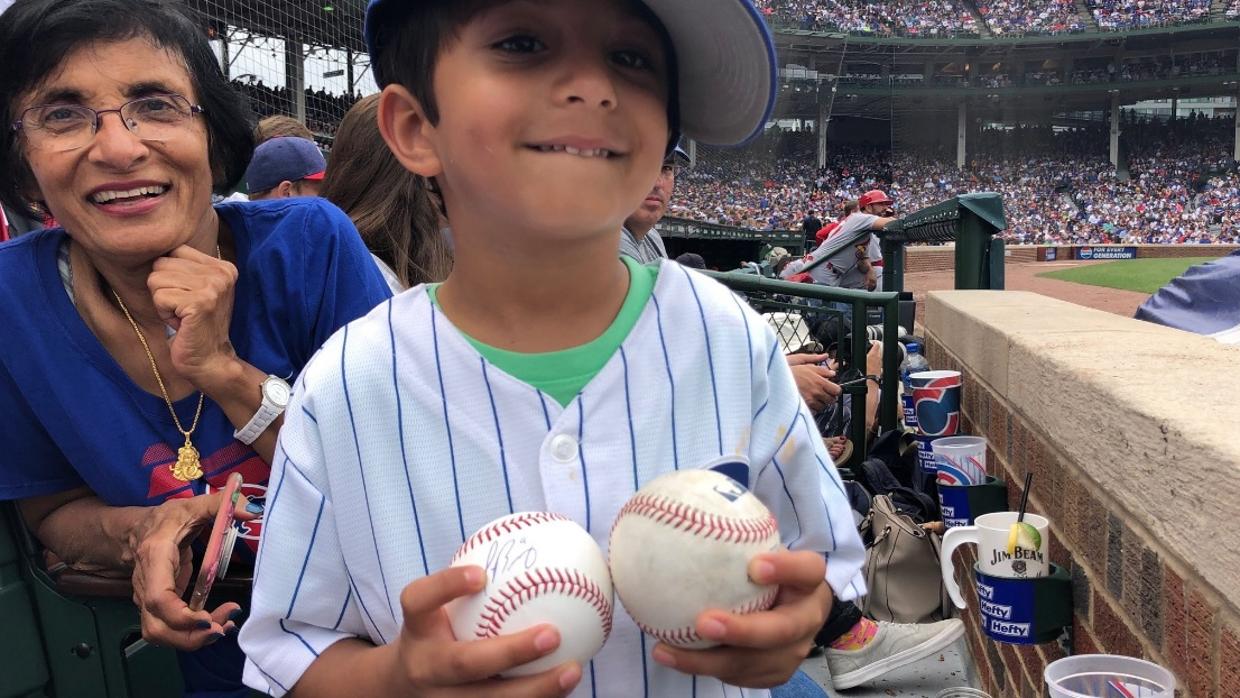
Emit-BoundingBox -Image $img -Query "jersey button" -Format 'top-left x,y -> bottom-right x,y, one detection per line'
550,434 -> 578,462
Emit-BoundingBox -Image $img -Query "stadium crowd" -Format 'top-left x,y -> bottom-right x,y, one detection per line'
1087,0 -> 1211,30
671,115 -> 1240,245
976,0 -> 1085,36
754,0 -> 979,35
754,0 -> 1223,35
231,79 -> 359,138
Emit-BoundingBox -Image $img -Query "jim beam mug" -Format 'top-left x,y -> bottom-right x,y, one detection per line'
941,511 -> 1050,609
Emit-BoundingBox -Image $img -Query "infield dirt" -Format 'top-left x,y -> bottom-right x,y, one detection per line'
903,260 -> 1152,321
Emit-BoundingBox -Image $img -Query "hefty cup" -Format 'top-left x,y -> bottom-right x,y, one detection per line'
932,436 -> 988,486
914,434 -> 942,476
911,370 -> 962,437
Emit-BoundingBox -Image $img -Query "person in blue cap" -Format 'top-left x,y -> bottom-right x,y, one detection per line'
240,0 -> 867,696
620,143 -> 689,264
244,136 -> 327,201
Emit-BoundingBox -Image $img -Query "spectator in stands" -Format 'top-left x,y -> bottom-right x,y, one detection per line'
801,209 -> 823,248
320,93 -> 452,292
1,199 -> 40,240
675,251 -> 707,269
0,1 -> 391,695
252,114 -> 314,145
620,144 -> 689,264
243,136 -> 326,201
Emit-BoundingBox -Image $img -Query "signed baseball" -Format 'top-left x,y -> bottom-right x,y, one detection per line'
445,512 -> 614,676
608,469 -> 781,649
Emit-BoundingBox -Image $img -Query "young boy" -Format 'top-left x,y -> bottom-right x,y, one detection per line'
239,0 -> 866,695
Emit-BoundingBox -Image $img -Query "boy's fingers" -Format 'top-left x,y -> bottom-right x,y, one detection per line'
747,550 -> 826,590
420,625 -> 562,685
692,596 -> 820,649
451,661 -> 582,698
399,566 -> 485,636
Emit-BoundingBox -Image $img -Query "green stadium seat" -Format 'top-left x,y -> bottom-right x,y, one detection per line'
0,503 -> 183,698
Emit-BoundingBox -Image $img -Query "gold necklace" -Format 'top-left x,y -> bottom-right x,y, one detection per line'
110,246 -> 220,481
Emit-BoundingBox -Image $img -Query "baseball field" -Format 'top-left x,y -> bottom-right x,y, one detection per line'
905,256 -> 1222,320
1035,256 -> 1220,295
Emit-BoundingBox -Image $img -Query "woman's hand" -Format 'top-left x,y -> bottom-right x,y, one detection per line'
786,353 -> 841,412
147,245 -> 240,387
650,551 -> 833,688
130,492 -> 255,651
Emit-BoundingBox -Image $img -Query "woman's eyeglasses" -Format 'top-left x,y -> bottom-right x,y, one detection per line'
10,94 -> 205,152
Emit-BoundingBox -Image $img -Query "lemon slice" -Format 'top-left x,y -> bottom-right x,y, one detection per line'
1006,522 -> 1041,555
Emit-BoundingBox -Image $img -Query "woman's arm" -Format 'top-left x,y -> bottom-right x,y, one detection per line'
192,356 -> 282,464
863,341 -> 884,435
18,487 -> 146,576
20,487 -> 249,649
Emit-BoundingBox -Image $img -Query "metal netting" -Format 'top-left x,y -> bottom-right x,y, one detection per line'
190,0 -> 375,149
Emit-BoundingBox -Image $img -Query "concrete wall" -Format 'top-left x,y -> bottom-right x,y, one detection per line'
923,291 -> 1240,697
904,245 -> 1239,274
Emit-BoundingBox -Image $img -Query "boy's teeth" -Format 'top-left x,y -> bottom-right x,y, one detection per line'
535,145 -> 610,158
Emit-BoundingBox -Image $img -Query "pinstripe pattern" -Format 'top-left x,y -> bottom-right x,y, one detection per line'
240,261 -> 865,697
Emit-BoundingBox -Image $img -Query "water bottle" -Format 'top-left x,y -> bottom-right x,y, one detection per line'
900,341 -> 930,430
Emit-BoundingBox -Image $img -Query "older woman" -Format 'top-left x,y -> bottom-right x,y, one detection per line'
0,0 -> 391,694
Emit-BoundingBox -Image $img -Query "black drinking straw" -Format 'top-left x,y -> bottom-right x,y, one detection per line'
1016,472 -> 1033,522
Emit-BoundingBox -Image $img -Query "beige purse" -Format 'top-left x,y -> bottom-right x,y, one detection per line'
860,494 -> 953,623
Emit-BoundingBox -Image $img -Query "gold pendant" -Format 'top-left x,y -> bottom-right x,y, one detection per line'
172,437 -> 203,481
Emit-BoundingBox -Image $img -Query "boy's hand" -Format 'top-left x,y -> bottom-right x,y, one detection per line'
650,551 -> 833,688
386,565 -> 583,697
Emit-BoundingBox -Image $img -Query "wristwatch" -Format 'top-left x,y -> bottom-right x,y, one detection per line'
233,375 -> 291,445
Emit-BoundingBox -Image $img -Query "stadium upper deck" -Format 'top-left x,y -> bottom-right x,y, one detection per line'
757,0 -> 1229,37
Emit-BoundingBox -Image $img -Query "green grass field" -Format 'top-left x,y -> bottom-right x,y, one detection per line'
1037,257 -> 1220,295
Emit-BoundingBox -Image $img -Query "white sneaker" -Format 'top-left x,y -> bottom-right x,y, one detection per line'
824,618 -> 965,690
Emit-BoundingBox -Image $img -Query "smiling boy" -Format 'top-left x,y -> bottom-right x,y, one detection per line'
239,1 -> 866,696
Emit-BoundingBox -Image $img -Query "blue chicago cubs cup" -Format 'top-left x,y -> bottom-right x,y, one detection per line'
911,370 -> 962,437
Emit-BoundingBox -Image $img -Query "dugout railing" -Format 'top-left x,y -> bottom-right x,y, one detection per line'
708,192 -> 1007,473
705,273 -> 903,474
880,192 -> 1007,293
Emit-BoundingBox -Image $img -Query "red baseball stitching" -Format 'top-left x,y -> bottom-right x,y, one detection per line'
451,512 -> 570,563
630,585 -> 779,646
473,567 -> 613,641
611,494 -> 779,545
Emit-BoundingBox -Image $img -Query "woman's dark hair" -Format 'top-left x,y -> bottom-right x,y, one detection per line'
0,0 -> 255,216
320,94 -> 452,288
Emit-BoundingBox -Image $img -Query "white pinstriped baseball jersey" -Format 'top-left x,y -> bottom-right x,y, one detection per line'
239,261 -> 866,697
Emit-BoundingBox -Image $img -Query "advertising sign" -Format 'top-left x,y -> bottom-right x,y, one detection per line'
1078,246 -> 1138,260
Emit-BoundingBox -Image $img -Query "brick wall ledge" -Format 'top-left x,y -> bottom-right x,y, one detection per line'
924,290 -> 1240,616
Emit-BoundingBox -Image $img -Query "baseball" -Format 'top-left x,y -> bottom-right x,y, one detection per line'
608,469 -> 782,649
445,512 -> 614,676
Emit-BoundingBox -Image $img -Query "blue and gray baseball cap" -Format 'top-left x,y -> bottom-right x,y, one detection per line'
363,0 -> 776,146
244,137 -> 327,193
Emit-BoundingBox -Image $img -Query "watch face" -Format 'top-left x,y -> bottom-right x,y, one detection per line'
265,378 -> 292,407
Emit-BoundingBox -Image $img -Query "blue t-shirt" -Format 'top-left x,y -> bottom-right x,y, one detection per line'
0,197 -> 392,695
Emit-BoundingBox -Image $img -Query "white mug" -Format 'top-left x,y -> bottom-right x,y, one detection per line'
941,511 -> 1050,609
